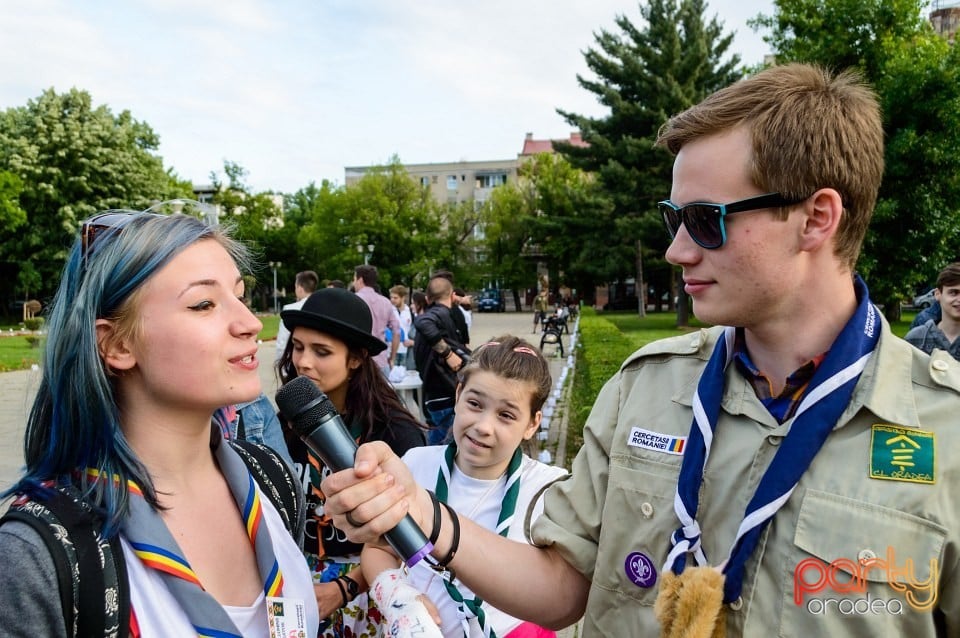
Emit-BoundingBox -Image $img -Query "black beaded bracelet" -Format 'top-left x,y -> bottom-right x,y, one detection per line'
427,490 -> 442,546
426,501 -> 460,576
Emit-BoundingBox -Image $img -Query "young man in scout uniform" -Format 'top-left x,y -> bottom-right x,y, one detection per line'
321,64 -> 960,637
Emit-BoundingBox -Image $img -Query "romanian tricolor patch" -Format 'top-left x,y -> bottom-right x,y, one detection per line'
628,427 -> 687,456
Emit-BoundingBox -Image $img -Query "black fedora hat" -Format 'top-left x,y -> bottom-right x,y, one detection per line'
281,288 -> 387,355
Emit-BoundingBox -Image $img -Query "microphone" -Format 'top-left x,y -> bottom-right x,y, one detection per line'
276,376 -> 433,566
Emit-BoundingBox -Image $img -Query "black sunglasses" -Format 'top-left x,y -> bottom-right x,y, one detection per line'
80,211 -> 165,267
658,192 -> 808,249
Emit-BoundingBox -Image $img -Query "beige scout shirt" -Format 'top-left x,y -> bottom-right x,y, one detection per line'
533,321 -> 960,637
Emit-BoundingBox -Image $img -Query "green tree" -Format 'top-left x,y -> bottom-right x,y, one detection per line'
751,0 -> 928,79
0,88 -> 190,302
753,0 -> 960,317
482,154 -> 613,307
0,171 -> 26,234
556,0 -> 742,318
483,179 -> 539,308
282,180 -> 343,285
292,160 -> 441,291
210,161 -> 288,309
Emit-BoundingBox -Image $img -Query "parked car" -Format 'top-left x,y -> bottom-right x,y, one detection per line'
913,288 -> 937,309
476,289 -> 505,312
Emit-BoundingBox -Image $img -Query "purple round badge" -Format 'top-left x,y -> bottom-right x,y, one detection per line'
625,551 -> 657,588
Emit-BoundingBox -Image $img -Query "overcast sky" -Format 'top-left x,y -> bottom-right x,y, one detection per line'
1,0 -> 774,194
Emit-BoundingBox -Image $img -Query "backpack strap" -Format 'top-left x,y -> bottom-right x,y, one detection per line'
229,439 -> 305,546
0,486 -> 129,637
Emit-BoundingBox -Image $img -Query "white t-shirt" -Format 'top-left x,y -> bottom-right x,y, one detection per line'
401,446 -> 567,637
121,487 -> 319,637
396,305 -> 413,355
275,298 -> 306,360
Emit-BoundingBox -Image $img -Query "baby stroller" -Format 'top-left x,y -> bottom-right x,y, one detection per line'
540,315 -> 565,357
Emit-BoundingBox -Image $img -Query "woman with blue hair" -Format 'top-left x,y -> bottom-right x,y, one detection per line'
0,211 -> 319,637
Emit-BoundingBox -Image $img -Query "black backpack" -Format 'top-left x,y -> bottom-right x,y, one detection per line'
0,439 -> 304,637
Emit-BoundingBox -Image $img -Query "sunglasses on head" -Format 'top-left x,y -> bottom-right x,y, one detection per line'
80,211 -> 166,267
658,192 -> 808,249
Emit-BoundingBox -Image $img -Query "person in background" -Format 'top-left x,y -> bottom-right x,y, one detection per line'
362,337 -> 567,638
328,279 -> 346,289
910,298 -> 941,330
434,270 -> 470,346
407,291 -> 428,373
277,287 -> 426,636
320,64 -> 960,637
228,393 -> 295,470
904,262 -> 960,360
454,288 -> 473,336
411,291 -> 428,317
353,265 -> 400,375
276,270 -> 319,360
532,290 -> 549,334
0,211 -> 318,637
413,276 -> 470,445
390,284 -> 414,369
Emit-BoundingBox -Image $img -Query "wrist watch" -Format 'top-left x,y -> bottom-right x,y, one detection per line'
340,574 -> 360,600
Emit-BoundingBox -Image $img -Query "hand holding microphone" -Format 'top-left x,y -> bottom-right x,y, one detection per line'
276,376 -> 433,566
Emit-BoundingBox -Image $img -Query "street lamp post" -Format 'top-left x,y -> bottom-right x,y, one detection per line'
356,243 -> 375,265
268,261 -> 282,314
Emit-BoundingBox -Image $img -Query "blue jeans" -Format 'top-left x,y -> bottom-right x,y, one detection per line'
426,405 -> 455,445
232,393 -> 296,470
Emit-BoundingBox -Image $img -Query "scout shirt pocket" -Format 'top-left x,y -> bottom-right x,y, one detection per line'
779,489 -> 945,637
595,450 -> 681,607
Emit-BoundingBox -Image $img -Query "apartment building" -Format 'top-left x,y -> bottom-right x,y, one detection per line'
932,1 -> 960,42
344,131 -> 587,207
345,159 -> 518,209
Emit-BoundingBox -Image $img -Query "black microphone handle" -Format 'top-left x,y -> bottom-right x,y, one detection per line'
299,415 -> 434,566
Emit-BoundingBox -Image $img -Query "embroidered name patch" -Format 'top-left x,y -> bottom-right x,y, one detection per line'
628,427 -> 686,455
869,424 -> 935,484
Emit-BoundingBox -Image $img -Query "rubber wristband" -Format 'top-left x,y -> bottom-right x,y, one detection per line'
333,577 -> 349,608
427,501 -> 460,575
427,490 -> 442,546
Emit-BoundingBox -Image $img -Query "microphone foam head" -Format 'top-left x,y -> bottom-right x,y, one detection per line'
275,376 -> 338,435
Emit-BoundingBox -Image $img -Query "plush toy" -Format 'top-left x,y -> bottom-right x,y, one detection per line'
654,566 -> 727,638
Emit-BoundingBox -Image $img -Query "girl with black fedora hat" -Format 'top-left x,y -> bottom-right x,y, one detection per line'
277,287 -> 426,637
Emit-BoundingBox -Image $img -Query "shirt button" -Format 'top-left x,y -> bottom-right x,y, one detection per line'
729,596 -> 743,611
933,359 -> 949,371
640,502 -> 654,518
768,436 -> 782,446
858,548 -> 877,563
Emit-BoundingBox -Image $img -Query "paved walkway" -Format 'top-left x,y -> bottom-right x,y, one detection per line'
0,310 -> 582,636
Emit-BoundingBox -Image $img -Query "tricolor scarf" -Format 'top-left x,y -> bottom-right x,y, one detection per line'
435,443 -> 523,638
663,275 -> 879,605
120,437 -> 285,637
